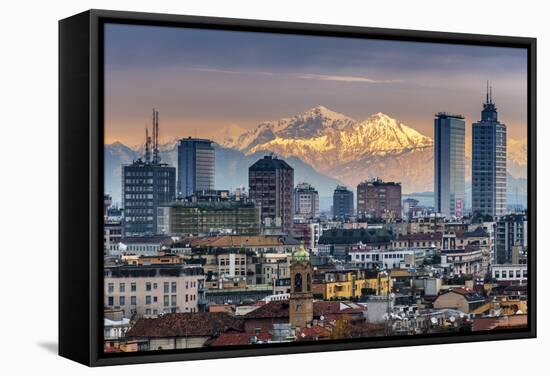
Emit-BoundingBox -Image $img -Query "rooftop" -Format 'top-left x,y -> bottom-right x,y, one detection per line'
249,155 -> 293,171
126,312 -> 243,338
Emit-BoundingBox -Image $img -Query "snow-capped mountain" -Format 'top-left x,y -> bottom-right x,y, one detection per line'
225,106 -> 434,192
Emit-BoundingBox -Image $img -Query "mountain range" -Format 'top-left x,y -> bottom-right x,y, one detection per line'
104,105 -> 527,209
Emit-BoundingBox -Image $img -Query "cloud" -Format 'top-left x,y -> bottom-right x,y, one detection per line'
190,68 -> 274,76
297,73 -> 401,84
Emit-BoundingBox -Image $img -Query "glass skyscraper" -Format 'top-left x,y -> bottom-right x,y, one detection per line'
177,138 -> 215,198
472,87 -> 507,217
434,113 -> 465,218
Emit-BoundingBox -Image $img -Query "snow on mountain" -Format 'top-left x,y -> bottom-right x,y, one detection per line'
228,106 -> 434,192
508,138 -> 527,179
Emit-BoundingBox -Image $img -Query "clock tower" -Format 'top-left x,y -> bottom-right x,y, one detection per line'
289,244 -> 313,328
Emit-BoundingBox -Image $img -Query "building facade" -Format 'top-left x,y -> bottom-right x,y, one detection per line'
177,138 -> 215,198
289,246 -> 313,329
122,160 -> 176,236
357,178 -> 402,219
434,113 -> 465,218
333,185 -> 354,218
157,200 -> 261,236
495,213 -> 528,264
104,264 -> 204,317
248,156 -> 294,234
472,87 -> 507,217
294,182 -> 320,219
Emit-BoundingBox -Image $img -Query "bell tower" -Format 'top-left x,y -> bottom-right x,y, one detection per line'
289,244 -> 313,328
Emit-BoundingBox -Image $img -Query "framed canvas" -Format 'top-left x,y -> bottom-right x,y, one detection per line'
59,9 -> 536,366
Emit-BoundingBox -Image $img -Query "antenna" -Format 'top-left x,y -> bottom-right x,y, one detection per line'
490,85 -> 493,104
486,80 -> 489,104
152,108 -> 161,164
145,126 -> 151,162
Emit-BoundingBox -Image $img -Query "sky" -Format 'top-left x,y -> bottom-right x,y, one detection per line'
104,23 -> 528,147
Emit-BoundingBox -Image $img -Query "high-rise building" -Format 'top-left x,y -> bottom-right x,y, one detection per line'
495,213 -> 527,264
294,182 -> 320,219
434,112 -> 465,218
472,85 -> 507,217
248,155 -> 294,233
333,185 -> 354,218
122,109 -> 176,236
402,198 -> 419,219
177,138 -> 215,198
357,178 -> 402,219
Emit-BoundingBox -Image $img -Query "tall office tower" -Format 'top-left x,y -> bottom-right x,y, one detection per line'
495,213 -> 528,264
357,178 -> 402,219
249,155 -> 294,233
177,137 -> 215,198
332,185 -> 354,219
294,182 -> 320,220
472,84 -> 507,217
434,112 -> 466,218
123,109 -> 176,236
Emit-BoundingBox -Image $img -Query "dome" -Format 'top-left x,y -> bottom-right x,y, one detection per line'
292,244 -> 310,262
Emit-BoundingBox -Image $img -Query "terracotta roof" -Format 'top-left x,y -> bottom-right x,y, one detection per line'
297,325 -> 331,340
126,312 -> 244,338
242,300 -> 366,320
186,235 -> 298,248
243,300 -> 290,319
209,331 -> 272,346
472,314 -> 528,331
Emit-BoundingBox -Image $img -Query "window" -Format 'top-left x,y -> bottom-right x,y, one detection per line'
185,294 -> 188,302
108,296 -> 114,306
145,309 -> 151,315
130,296 -> 136,305
171,295 -> 177,305
131,282 -> 136,292
119,283 -> 125,293
171,282 -> 177,293
153,283 -> 158,289
146,282 -> 151,291
163,295 -> 169,306
146,295 -> 151,305
164,282 -> 169,293
119,296 -> 125,306
108,283 -> 114,293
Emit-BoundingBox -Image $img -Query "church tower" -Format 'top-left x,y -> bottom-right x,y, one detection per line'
289,244 -> 313,328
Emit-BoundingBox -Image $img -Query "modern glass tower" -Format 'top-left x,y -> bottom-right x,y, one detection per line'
472,85 -> 507,217
177,138 -> 215,198
434,113 -> 465,218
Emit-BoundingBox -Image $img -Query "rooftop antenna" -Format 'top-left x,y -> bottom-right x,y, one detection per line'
486,80 -> 490,104
152,108 -> 161,164
145,125 -> 151,162
490,85 -> 493,104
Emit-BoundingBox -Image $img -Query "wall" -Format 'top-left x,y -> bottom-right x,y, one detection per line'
1,0 -> 546,375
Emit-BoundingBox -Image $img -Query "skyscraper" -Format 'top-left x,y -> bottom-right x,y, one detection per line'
472,84 -> 507,217
434,112 -> 465,218
123,109 -> 176,236
333,185 -> 354,219
495,213 -> 527,264
248,155 -> 294,233
177,138 -> 215,198
357,178 -> 402,219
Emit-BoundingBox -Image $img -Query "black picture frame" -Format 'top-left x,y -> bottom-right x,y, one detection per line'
59,9 -> 537,367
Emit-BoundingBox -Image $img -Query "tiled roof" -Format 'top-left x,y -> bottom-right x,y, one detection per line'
242,300 -> 366,320
209,331 -> 272,346
126,312 -> 244,338
186,235 -> 297,248
297,325 -> 331,340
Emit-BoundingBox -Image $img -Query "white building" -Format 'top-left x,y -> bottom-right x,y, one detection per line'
492,264 -> 528,282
